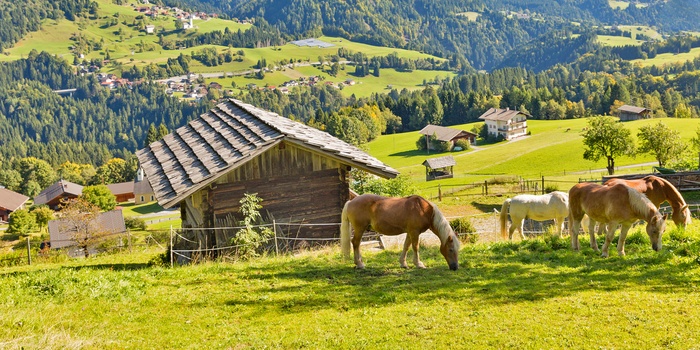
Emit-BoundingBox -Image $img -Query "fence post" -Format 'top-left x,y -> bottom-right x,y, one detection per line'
541,176 -> 545,194
438,184 -> 442,202
169,225 -> 174,268
26,237 -> 31,266
273,220 -> 279,256
484,180 -> 488,195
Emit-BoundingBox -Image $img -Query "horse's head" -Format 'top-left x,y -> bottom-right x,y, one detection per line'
646,213 -> 668,252
672,204 -> 691,229
440,233 -> 460,271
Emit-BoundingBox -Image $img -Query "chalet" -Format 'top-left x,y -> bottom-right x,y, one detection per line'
106,182 -> 135,203
34,180 -> 83,210
618,104 -> 651,121
208,82 -> 223,90
145,24 -> 155,34
422,156 -> 456,181
478,108 -> 530,140
134,168 -> 155,204
0,187 -> 29,222
419,124 -> 477,150
136,99 -> 398,250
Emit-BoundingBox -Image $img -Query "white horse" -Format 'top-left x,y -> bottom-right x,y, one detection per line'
500,191 -> 569,240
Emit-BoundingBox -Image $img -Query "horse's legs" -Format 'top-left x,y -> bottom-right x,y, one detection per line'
571,219 -> 581,251
351,225 -> 366,269
617,224 -> 632,256
600,221 -> 619,258
409,232 -> 426,268
555,217 -> 564,237
587,220 -> 599,252
399,234 -> 411,268
508,218 -> 519,240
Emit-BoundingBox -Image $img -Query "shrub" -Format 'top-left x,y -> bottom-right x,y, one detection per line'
231,193 -> 274,259
450,217 -> 478,244
453,139 -> 471,151
125,216 -> 147,230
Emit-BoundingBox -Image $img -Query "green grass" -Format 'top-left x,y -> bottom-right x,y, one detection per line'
456,11 -> 480,21
368,118 -> 700,195
631,47 -> 700,67
608,0 -> 631,9
597,35 -> 644,47
1,227 -> 700,348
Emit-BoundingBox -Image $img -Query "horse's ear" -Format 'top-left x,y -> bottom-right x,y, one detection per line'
447,235 -> 453,243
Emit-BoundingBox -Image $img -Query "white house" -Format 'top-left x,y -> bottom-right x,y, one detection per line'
145,24 -> 155,34
478,108 -> 530,140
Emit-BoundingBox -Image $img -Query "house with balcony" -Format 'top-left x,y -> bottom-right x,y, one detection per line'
478,108 -> 530,140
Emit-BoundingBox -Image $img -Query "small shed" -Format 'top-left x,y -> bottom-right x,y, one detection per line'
0,187 -> 29,222
422,156 -> 456,181
136,99 -> 398,251
618,105 -> 651,121
34,180 -> 83,210
49,209 -> 127,256
419,125 -> 477,150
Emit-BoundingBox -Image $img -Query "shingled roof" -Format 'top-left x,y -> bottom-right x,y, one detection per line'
0,187 -> 29,212
478,108 -> 530,121
136,99 -> 399,208
422,156 -> 456,169
618,105 -> 650,114
34,180 -> 83,207
419,125 -> 475,142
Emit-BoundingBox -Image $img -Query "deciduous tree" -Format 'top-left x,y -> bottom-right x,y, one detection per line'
637,122 -> 686,167
581,116 -> 636,175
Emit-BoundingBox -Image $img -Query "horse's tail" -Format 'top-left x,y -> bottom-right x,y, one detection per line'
500,199 -> 511,239
340,200 -> 352,258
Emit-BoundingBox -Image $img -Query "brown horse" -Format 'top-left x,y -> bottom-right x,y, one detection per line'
569,183 -> 667,257
604,175 -> 691,228
340,194 -> 460,270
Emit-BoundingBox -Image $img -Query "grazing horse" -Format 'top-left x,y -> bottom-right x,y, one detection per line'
604,175 -> 691,228
500,191 -> 569,240
569,183 -> 667,257
340,194 -> 460,270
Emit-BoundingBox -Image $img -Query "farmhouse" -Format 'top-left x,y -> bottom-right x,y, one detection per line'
0,187 -> 29,222
419,124 -> 477,150
478,108 -> 530,140
136,99 -> 398,248
107,182 -> 135,203
34,180 -> 83,210
618,104 -> 651,121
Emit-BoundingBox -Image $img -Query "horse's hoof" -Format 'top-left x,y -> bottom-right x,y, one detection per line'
400,264 -> 408,269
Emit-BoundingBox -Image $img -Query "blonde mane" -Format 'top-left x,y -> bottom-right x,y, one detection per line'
626,186 -> 658,220
431,203 -> 460,249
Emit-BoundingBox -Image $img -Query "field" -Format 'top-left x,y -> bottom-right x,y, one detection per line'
1,227 -> 700,348
368,117 -> 700,197
631,47 -> 700,67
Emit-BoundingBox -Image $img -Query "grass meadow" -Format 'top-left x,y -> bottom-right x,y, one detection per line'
368,117 -> 700,196
1,226 -> 700,348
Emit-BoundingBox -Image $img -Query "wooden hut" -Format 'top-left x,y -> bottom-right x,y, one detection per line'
618,105 -> 651,121
34,180 -> 83,210
422,156 -> 456,181
136,99 -> 398,250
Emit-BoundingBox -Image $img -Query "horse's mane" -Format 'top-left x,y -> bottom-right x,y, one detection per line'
430,202 -> 456,244
626,186 -> 658,219
647,175 -> 687,206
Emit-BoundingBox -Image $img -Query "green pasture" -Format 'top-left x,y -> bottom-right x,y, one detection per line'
456,11 -> 481,21
597,35 -> 644,47
2,226 -> 700,348
631,47 -> 700,67
368,118 -> 700,195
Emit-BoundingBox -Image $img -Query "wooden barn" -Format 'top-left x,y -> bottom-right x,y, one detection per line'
34,180 -> 83,210
136,99 -> 398,250
618,104 -> 651,121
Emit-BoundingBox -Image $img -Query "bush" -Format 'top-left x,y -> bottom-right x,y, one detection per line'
453,139 -> 471,151
125,216 -> 147,230
450,217 -> 478,244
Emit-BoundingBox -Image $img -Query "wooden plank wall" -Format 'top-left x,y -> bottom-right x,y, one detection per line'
182,142 -> 351,248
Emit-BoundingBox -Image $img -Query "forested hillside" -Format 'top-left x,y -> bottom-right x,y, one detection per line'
162,0 -> 700,70
0,51 -> 212,166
